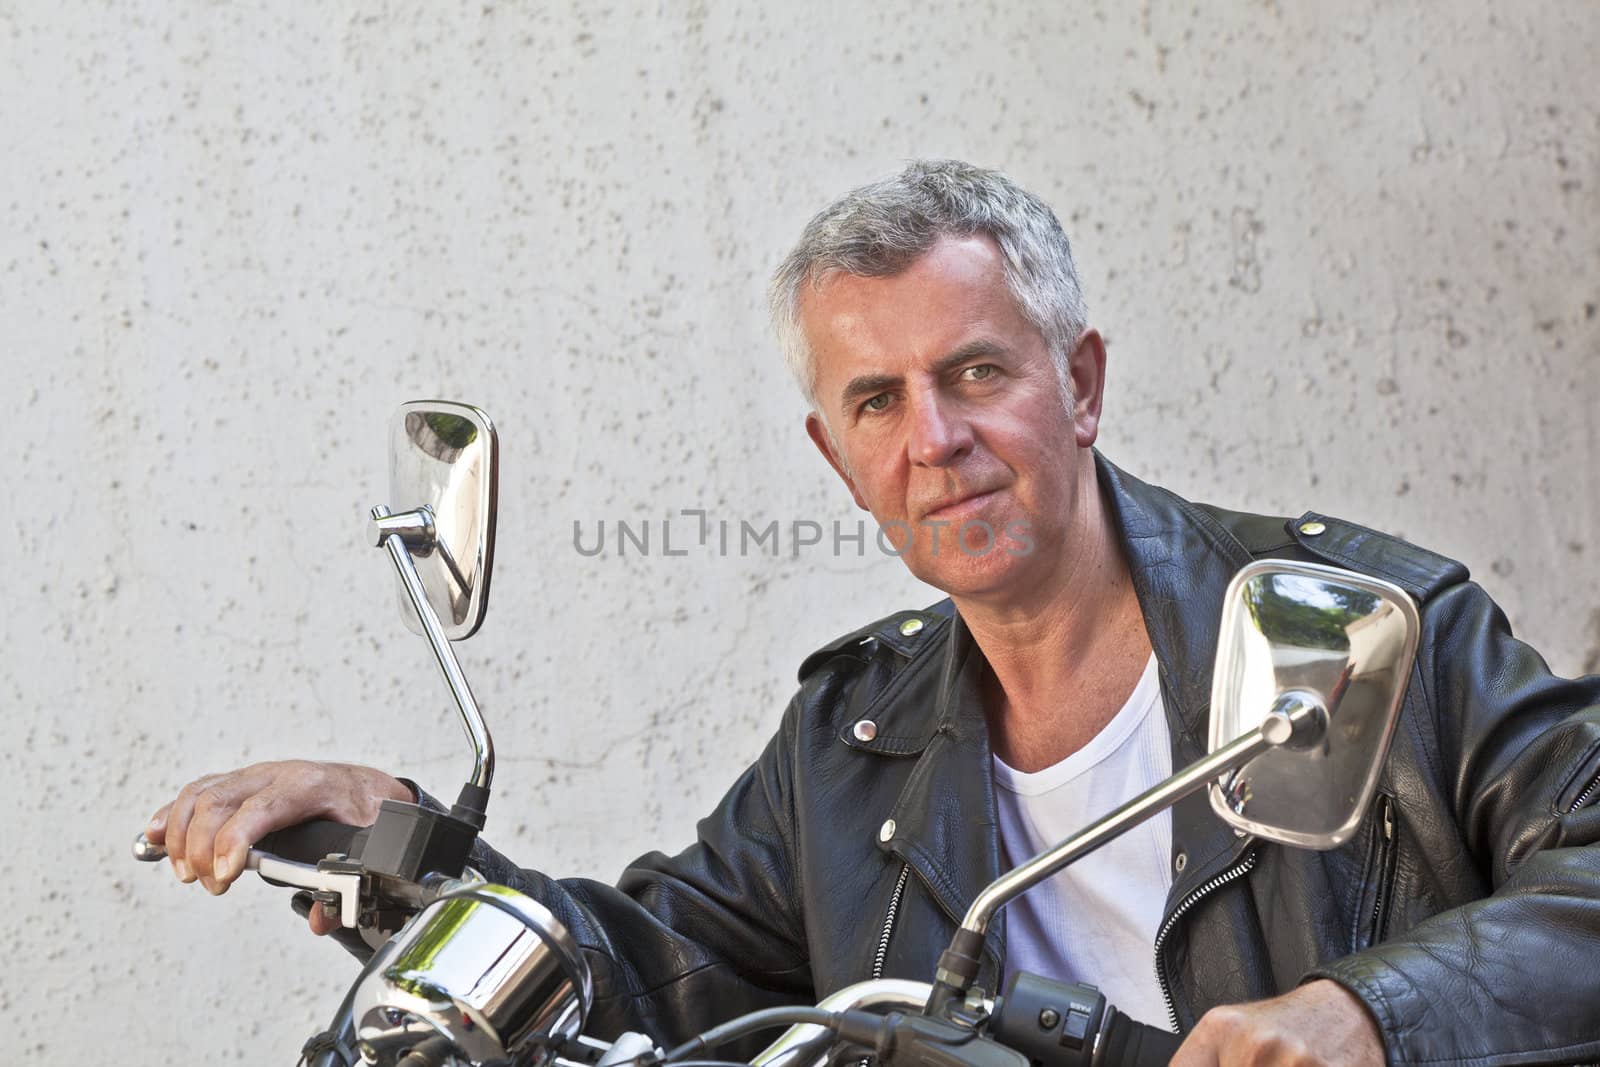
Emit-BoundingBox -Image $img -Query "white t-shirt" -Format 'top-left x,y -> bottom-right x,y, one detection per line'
991,654 -> 1176,1030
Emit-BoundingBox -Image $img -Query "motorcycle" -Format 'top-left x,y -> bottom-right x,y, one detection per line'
133,400 -> 1421,1067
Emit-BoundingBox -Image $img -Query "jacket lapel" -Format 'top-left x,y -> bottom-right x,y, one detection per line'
1093,458 -> 1263,906
879,613 -> 1008,985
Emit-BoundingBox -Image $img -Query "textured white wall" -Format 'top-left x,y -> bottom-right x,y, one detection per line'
3,2 -> 1596,1061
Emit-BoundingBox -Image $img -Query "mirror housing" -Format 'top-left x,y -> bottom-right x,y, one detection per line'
925,559 -> 1423,1013
386,400 -> 498,641
1208,559 -> 1421,848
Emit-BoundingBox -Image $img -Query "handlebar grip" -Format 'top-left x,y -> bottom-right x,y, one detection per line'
1097,1009 -> 1181,1067
258,819 -> 364,865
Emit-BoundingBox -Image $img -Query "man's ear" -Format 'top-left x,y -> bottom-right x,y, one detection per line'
805,412 -> 870,511
1067,328 -> 1108,448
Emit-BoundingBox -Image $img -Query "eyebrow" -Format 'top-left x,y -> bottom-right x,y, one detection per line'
836,339 -> 1010,416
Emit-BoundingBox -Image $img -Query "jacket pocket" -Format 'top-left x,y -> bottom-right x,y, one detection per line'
1357,793 -> 1400,950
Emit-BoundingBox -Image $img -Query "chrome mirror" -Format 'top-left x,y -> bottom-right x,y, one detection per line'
386,401 -> 498,641
923,560 -> 1423,1015
1208,560 -> 1420,848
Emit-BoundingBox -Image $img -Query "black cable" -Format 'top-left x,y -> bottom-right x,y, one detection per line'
297,1028 -> 357,1067
663,1007 -> 842,1062
395,1035 -> 456,1067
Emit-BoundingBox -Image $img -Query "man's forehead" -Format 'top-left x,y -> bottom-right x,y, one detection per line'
804,233 -> 1007,308
798,234 -> 1025,389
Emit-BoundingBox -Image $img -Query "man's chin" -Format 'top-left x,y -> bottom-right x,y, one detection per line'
904,549 -> 1034,602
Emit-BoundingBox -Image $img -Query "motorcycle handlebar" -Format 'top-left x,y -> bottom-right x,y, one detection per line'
258,819 -> 364,865
130,819 -> 362,866
989,972 -> 1180,1067
1096,1008 -> 1182,1067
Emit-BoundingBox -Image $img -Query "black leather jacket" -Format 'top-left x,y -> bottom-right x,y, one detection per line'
463,457 -> 1600,1065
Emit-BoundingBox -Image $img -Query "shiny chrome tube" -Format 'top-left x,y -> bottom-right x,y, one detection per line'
752,979 -> 958,1067
958,697 -> 1322,938
372,504 -> 495,792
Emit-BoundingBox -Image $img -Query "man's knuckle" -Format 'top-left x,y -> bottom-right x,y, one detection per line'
193,786 -> 231,816
238,791 -> 277,815
1199,1004 -> 1246,1034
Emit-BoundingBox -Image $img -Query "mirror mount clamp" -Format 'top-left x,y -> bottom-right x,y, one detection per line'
370,506 -> 438,554
1263,691 -> 1328,751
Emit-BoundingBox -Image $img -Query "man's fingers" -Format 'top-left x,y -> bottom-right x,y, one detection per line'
307,904 -> 339,936
163,774 -> 223,881
213,790 -> 300,888
1171,987 -> 1379,1067
1168,1024 -> 1222,1067
182,772 -> 271,889
165,767 -> 272,885
144,802 -> 172,846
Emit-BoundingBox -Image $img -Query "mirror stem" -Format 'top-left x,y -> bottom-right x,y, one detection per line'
373,505 -> 496,825
925,698 -> 1325,1016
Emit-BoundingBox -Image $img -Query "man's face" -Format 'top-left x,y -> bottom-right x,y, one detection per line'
799,234 -> 1104,600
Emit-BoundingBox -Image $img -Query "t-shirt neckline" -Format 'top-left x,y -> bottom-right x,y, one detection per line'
991,653 -> 1161,797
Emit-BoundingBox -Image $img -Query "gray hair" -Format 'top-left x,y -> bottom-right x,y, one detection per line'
769,159 -> 1088,412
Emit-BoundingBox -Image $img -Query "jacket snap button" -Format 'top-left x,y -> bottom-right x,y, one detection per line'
853,719 -> 878,742
879,819 -> 896,843
1174,851 -> 1187,873
899,617 -> 924,636
1299,521 -> 1327,536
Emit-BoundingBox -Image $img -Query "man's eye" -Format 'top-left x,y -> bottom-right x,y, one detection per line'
864,393 -> 892,413
963,364 -> 997,382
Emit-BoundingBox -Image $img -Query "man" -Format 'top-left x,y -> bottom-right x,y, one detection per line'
147,160 -> 1600,1065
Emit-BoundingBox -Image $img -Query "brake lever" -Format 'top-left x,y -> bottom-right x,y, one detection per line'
132,832 -> 363,929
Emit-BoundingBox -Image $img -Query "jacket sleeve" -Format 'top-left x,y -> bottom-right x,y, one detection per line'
1308,580 -> 1600,1065
430,695 -> 814,1047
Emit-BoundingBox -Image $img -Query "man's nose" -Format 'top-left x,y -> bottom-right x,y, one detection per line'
906,392 -> 973,467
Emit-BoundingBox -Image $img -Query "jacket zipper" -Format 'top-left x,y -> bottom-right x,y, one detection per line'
872,863 -> 911,980
1367,794 -> 1398,946
1569,770 -> 1600,813
1153,846 -> 1258,1032
853,864 -> 912,1067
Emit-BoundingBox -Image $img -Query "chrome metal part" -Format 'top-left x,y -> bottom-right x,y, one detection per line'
594,1032 -> 658,1067
1208,559 -> 1420,848
131,834 -> 362,928
374,502 -> 495,794
247,851 -> 363,929
752,978 -> 951,1067
370,506 -> 438,553
954,721 -> 1295,940
349,883 -> 592,1067
386,400 -> 498,641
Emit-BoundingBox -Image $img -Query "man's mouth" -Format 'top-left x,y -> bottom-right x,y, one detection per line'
920,487 -> 1004,523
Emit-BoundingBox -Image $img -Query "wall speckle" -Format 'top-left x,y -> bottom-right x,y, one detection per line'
2,2 -> 1596,1061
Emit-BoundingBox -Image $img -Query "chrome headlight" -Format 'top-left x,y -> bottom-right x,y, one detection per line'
350,883 -> 592,1066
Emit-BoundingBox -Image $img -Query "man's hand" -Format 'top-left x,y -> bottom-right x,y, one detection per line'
144,760 -> 412,904
1171,980 -> 1385,1067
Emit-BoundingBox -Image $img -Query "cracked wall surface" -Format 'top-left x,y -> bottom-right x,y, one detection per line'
2,2 -> 1596,1060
